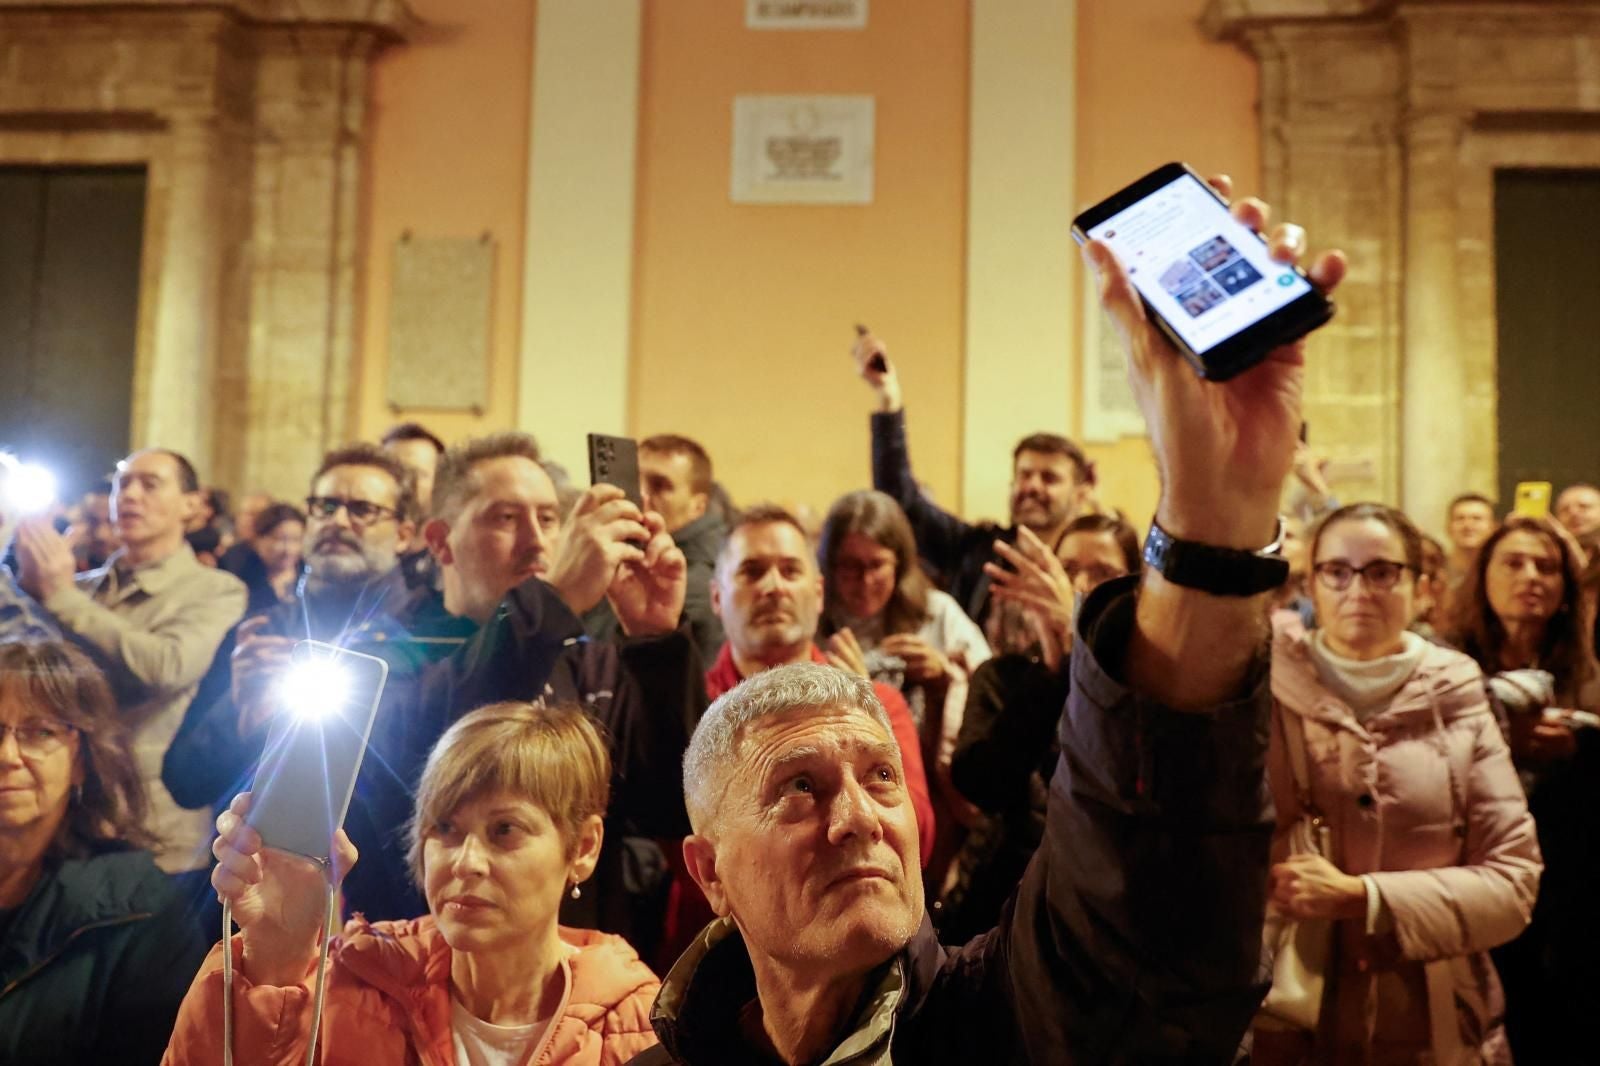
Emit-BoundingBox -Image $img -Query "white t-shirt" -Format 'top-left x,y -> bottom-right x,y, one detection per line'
451,997 -> 547,1066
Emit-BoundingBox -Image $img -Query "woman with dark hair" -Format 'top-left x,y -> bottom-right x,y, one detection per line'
937,512 -> 1143,943
239,502 -> 305,615
817,490 -> 990,877
1450,516 -> 1600,1062
0,639 -> 208,1064
1254,503 -> 1538,1064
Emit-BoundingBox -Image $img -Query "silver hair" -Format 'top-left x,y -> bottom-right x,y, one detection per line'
683,661 -> 894,833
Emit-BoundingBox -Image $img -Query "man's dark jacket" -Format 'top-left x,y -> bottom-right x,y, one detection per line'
0,848 -> 209,1066
163,569 -> 704,933
872,409 -> 1018,628
627,576 -> 1275,1065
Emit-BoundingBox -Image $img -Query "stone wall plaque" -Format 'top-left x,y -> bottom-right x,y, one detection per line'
731,95 -> 874,205
746,0 -> 867,30
387,234 -> 493,412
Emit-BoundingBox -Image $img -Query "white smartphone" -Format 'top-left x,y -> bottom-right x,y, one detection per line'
246,640 -> 389,863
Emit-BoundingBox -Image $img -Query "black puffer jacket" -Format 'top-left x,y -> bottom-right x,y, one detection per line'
0,848 -> 209,1066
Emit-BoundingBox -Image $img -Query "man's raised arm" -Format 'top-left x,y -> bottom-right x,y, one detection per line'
918,182 -> 1348,1063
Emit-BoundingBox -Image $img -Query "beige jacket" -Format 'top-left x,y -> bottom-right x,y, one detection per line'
44,545 -> 246,872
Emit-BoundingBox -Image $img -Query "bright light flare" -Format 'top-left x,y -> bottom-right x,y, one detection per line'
0,459 -> 57,517
278,658 -> 352,721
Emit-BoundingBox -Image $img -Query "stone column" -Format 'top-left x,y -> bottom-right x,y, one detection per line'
1400,109 -> 1472,529
238,26 -> 380,498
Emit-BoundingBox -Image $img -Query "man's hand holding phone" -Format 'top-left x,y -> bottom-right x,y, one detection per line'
1085,177 -> 1346,549
545,484 -> 650,618
212,792 -> 358,986
230,615 -> 295,737
852,326 -> 902,414
607,511 -> 688,637
1085,175 -> 1346,710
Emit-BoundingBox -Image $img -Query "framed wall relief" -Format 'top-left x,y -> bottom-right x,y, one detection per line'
731,95 -> 875,205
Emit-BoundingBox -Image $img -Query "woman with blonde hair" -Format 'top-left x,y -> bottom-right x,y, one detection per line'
165,702 -> 660,1065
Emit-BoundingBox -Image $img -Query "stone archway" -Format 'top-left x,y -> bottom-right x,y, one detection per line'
0,0 -> 416,497
1205,0 -> 1600,531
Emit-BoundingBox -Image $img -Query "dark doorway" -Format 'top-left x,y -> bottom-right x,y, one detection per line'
1493,169 -> 1600,510
0,165 -> 146,499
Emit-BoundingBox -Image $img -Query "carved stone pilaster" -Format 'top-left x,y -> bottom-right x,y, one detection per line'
1206,0 -> 1600,532
0,0 -> 415,496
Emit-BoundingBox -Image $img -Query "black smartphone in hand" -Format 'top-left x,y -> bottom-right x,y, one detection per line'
1072,162 -> 1334,381
587,433 -> 642,507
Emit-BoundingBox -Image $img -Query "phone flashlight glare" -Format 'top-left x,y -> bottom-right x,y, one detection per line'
0,458 -> 58,517
278,658 -> 352,722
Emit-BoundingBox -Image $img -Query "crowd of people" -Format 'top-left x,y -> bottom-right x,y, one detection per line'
0,183 -> 1593,1065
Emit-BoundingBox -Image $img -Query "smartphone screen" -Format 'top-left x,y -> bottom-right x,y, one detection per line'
247,641 -> 388,863
1074,164 -> 1332,379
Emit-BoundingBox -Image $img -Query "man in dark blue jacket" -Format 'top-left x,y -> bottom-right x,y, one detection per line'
631,184 -> 1346,1064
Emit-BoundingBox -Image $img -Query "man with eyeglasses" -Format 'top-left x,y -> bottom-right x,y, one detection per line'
11,448 -> 246,879
163,442 -> 470,919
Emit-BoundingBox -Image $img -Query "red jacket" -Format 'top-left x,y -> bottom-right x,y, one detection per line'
163,917 -> 659,1066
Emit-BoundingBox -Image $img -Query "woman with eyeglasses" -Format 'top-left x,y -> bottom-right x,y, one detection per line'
0,640 -> 209,1065
1449,515 -> 1600,1063
816,490 -> 992,878
1254,504 -> 1540,1065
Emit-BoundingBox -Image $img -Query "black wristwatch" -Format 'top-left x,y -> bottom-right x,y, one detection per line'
1143,516 -> 1289,597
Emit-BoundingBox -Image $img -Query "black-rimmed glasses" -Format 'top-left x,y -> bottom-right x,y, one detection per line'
304,496 -> 399,525
1312,559 -> 1414,592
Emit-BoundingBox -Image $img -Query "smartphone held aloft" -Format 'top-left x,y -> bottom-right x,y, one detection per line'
1073,162 -> 1334,381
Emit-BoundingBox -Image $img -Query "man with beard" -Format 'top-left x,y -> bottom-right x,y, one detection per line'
162,443 -> 468,916
853,331 -> 1096,633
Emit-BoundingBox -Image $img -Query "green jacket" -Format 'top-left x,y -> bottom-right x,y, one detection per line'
0,848 -> 209,1065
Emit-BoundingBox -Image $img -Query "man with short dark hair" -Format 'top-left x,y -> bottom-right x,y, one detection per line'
705,504 -> 935,859
1445,491 -> 1497,597
854,334 -> 1095,631
382,420 -> 446,515
415,431 -> 708,950
14,448 -> 246,874
586,433 -> 727,657
1556,482 -> 1600,539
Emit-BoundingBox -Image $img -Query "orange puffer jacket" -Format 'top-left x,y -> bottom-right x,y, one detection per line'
163,917 -> 660,1066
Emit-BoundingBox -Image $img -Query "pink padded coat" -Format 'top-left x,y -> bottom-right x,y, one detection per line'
1263,630 -> 1542,1065
162,916 -> 660,1066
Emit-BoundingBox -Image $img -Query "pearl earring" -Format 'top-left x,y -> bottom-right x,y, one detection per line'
569,881 -> 581,901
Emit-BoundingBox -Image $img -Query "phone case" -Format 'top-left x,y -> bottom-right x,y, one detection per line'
587,433 -> 642,507
1513,481 -> 1552,519
246,641 -> 388,863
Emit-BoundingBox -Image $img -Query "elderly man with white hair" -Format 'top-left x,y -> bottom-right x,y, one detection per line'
628,184 -> 1347,1064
